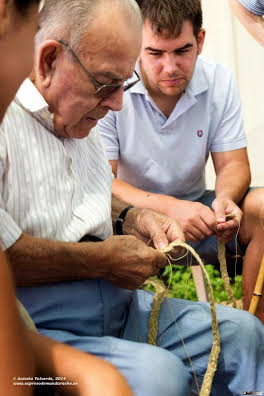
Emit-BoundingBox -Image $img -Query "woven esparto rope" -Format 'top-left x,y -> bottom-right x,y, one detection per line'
145,241 -> 221,396
218,241 -> 237,308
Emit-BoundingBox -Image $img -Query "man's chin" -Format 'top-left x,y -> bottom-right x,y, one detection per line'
63,125 -> 93,139
76,128 -> 93,139
160,86 -> 185,99
72,127 -> 94,139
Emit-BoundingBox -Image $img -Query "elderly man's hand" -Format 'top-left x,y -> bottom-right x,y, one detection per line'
123,207 -> 184,251
104,235 -> 167,289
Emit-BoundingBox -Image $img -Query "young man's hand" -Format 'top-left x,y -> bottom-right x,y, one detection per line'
164,198 -> 217,243
212,197 -> 242,242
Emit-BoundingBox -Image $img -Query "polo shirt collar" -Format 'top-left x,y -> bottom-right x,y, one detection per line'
129,62 -> 148,95
186,56 -> 209,97
130,56 -> 209,98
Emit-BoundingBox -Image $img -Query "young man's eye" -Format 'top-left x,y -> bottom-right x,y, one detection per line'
149,52 -> 162,56
176,49 -> 189,54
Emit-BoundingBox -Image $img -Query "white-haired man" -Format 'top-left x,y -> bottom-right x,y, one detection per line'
1,0 -> 264,395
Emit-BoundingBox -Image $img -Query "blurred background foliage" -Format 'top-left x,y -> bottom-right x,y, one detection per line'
144,264 -> 242,303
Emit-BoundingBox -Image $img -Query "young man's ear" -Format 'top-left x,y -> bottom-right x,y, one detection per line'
35,40 -> 61,88
197,29 -> 206,55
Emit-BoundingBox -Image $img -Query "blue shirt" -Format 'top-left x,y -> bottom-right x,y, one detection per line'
238,0 -> 264,14
98,56 -> 247,201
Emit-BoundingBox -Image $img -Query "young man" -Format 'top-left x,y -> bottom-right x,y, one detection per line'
229,0 -> 264,46
98,0 -> 264,323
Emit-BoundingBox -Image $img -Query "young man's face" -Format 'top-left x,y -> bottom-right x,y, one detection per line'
139,19 -> 205,101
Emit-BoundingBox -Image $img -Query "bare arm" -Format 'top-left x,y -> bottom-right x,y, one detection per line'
28,331 -> 133,396
211,148 -> 251,238
110,160 -> 217,243
7,233 -> 113,286
213,148 -> 251,203
7,231 -> 167,289
110,160 -> 181,214
229,0 -> 264,47
0,249 -> 35,395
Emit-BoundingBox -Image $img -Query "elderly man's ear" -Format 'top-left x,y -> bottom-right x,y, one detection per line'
35,40 -> 62,88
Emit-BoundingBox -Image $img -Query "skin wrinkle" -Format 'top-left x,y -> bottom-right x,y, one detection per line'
34,4 -> 141,140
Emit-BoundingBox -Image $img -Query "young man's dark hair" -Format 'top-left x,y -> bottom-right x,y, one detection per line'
14,0 -> 40,15
135,0 -> 203,38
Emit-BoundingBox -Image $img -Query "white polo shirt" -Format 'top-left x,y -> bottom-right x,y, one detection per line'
98,56 -> 247,201
238,0 -> 264,14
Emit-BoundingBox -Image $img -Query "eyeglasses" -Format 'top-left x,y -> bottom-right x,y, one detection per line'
56,39 -> 140,98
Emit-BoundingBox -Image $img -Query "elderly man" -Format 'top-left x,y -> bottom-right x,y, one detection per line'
98,0 -> 264,323
229,0 -> 264,46
1,0 -> 264,395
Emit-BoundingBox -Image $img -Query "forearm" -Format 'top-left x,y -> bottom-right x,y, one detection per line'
28,332 -> 92,394
6,233 -> 112,286
112,178 -> 177,217
0,250 -> 35,395
229,0 -> 264,46
215,163 -> 251,202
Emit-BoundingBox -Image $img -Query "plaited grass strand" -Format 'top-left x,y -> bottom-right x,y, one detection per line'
145,241 -> 221,396
146,277 -> 167,345
218,241 -> 237,308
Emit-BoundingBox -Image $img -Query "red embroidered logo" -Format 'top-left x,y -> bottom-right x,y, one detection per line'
197,130 -> 203,137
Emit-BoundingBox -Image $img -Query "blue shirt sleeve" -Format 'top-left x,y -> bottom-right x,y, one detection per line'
238,0 -> 264,15
97,111 -> 120,160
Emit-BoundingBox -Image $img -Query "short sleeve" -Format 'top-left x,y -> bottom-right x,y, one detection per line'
97,111 -> 120,160
238,0 -> 264,15
210,71 -> 247,153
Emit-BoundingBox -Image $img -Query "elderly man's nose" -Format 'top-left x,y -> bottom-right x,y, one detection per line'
100,88 -> 124,111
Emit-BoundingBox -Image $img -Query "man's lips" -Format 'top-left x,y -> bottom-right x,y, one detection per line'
85,112 -> 108,122
161,78 -> 184,87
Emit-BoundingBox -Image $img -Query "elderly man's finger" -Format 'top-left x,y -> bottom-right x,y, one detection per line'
162,221 -> 185,243
151,228 -> 169,250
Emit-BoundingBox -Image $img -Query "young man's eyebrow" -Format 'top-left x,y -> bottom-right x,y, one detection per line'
175,43 -> 193,51
145,47 -> 164,53
145,43 -> 193,52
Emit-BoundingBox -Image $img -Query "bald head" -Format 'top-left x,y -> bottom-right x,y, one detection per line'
36,0 -> 142,50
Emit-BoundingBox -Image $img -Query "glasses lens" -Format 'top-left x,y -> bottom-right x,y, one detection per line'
95,85 -> 121,98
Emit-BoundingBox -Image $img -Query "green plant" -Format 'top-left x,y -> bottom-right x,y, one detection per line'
144,265 -> 242,303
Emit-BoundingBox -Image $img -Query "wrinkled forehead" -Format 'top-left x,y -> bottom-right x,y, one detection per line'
78,17 -> 142,79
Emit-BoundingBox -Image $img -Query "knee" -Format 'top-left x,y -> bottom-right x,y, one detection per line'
132,344 -> 191,396
219,306 -> 261,350
234,310 -> 262,346
242,188 -> 264,221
